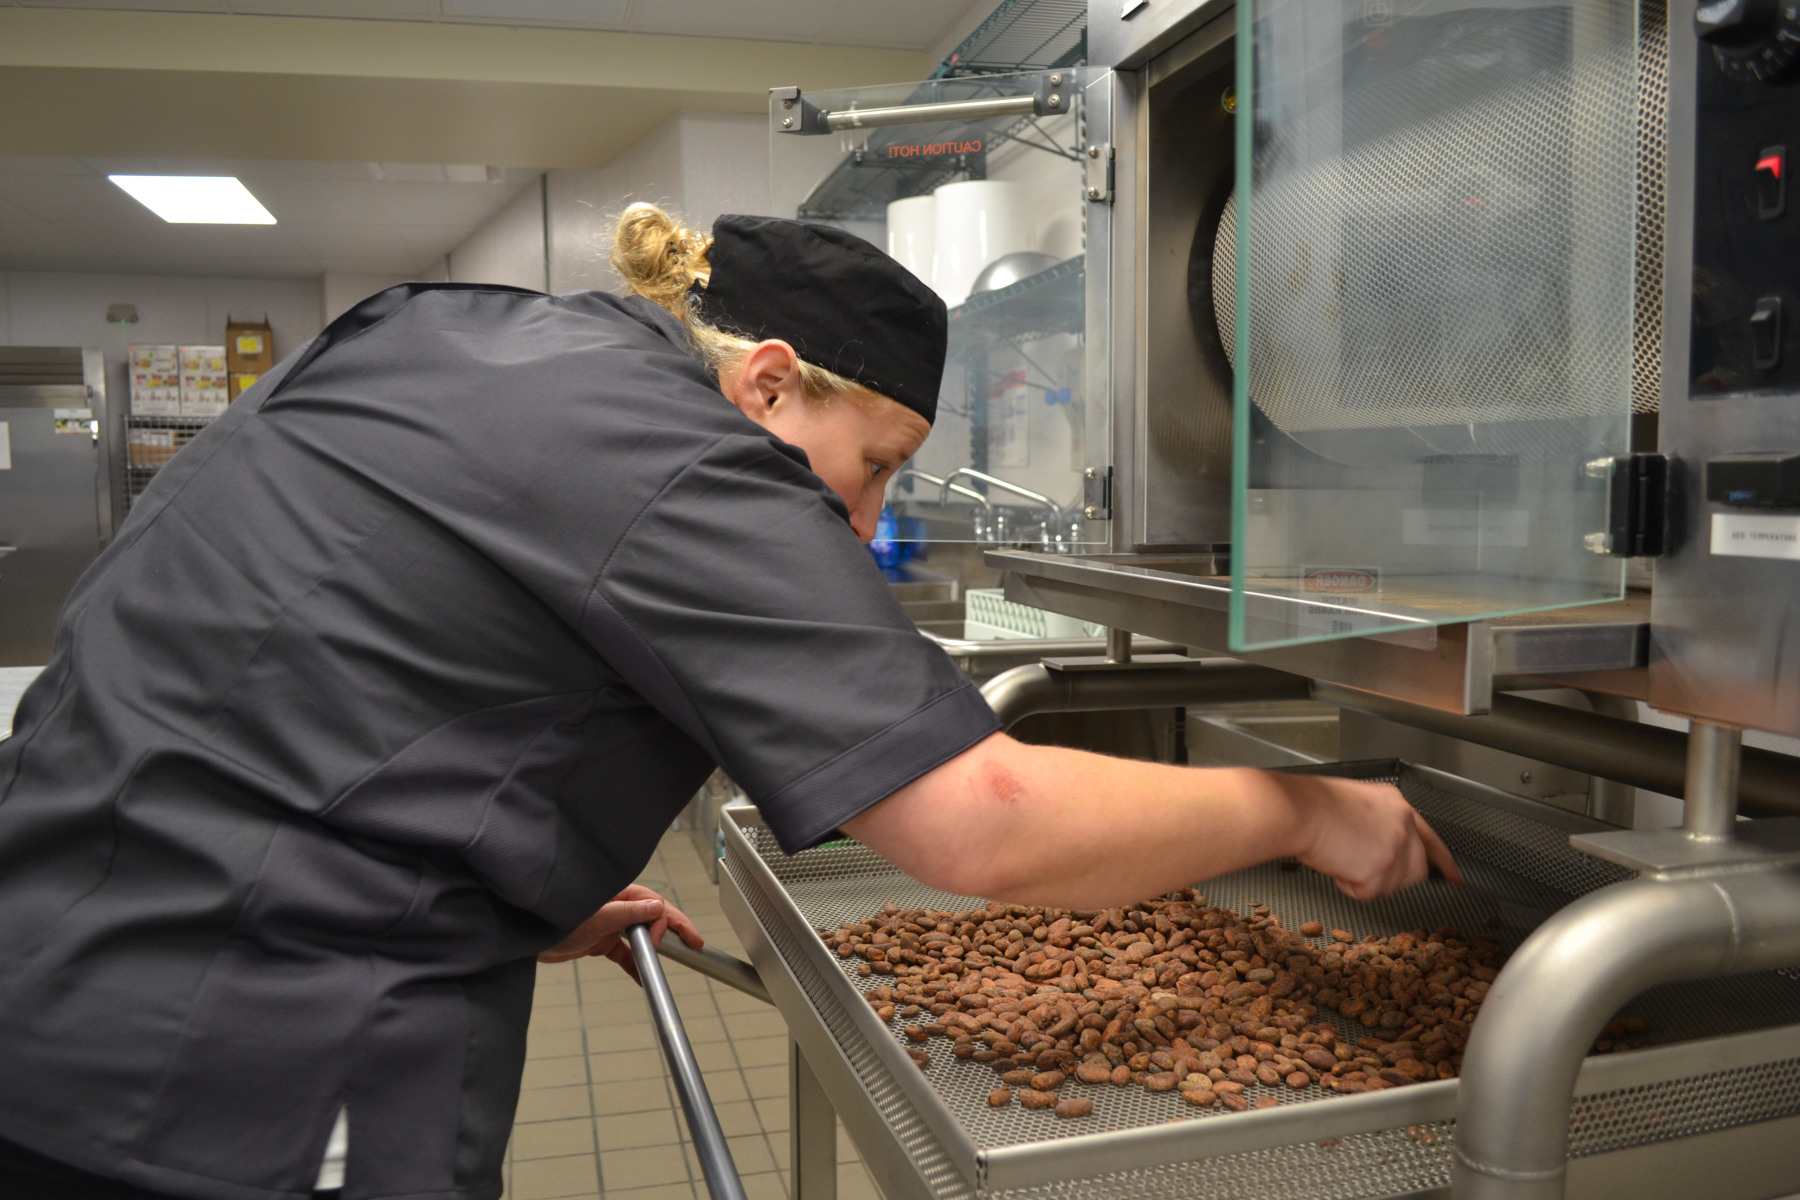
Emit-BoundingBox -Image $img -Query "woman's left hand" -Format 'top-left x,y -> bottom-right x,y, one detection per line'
537,884 -> 705,982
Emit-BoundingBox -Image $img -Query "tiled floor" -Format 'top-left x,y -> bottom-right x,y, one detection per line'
501,829 -> 886,1200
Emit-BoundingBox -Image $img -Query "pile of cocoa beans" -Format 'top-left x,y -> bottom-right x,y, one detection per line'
819,890 -> 1651,1121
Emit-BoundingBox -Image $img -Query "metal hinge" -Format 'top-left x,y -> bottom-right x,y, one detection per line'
1584,453 -> 1680,557
771,86 -> 829,136
1082,465 -> 1112,520
1084,143 -> 1114,204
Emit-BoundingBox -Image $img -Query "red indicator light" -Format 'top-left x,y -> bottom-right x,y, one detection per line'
1757,154 -> 1783,179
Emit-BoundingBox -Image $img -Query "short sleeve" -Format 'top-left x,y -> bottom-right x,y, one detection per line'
580,434 -> 1000,853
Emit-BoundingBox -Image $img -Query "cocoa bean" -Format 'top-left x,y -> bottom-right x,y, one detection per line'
1054,1097 -> 1094,1119
989,1088 -> 1013,1107
1076,1061 -> 1113,1084
1019,1089 -> 1059,1110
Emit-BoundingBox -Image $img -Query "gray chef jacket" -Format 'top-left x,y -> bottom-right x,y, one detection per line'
0,284 -> 998,1200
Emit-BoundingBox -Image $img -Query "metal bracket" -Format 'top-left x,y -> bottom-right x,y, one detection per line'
1461,618 -> 1651,715
772,86 -> 830,136
1040,652 -> 1198,672
1082,464 -> 1112,519
1586,453 -> 1680,557
1571,817 -> 1800,876
1084,142 -> 1114,203
1032,71 -> 1072,120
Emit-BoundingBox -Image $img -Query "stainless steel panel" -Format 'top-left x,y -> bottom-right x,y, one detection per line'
988,549 -> 1647,714
0,349 -> 110,666
1649,0 -> 1800,736
1091,67 -> 1135,553
1135,10 -> 1235,549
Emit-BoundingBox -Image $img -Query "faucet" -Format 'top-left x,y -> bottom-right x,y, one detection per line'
1450,721 -> 1800,1199
888,468 -> 993,514
937,467 -> 1064,529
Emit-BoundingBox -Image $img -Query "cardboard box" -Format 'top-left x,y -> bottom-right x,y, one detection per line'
128,427 -> 176,467
180,346 -> 225,417
226,319 -> 274,400
130,345 -> 181,415
131,345 -> 177,369
179,345 -> 227,375
179,345 -> 229,419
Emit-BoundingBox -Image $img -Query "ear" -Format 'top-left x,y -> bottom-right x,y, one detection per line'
723,340 -> 806,426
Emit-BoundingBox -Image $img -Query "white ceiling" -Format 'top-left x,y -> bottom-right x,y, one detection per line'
1,0 -> 979,50
0,156 -> 541,278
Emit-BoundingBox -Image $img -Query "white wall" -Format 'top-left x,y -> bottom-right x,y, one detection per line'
0,269 -> 325,412
447,180 -> 547,291
322,261 -> 449,324
547,112 -> 769,294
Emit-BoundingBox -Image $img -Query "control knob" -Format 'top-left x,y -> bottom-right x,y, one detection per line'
1697,0 -> 1800,82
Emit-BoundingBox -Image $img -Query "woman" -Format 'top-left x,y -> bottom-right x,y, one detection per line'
0,205 -> 1455,1200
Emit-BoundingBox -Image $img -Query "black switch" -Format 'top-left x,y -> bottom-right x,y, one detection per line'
1757,145 -> 1786,218
1751,296 -> 1783,369
1707,454 -> 1800,507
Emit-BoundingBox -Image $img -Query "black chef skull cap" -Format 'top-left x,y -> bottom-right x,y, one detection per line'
694,214 -> 947,424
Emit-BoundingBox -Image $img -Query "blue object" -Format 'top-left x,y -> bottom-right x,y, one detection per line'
870,503 -> 901,570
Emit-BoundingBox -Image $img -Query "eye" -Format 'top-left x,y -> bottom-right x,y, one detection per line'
869,461 -> 888,480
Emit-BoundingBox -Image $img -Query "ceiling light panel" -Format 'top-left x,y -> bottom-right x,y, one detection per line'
107,175 -> 277,224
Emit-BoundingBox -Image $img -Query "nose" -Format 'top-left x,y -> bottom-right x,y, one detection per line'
850,493 -> 880,543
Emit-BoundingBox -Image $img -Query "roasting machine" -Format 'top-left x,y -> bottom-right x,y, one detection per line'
635,2 -> 1800,1198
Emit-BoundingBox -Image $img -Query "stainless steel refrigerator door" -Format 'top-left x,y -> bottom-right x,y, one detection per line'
0,400 -> 108,666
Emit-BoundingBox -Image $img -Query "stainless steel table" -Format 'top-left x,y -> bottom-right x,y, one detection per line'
718,761 -> 1800,1200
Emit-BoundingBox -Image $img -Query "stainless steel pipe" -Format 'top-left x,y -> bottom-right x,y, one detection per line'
628,924 -> 749,1200
824,94 -> 1037,131
657,930 -> 772,1006
1449,868 -> 1800,1200
1313,682 -> 1800,819
980,658 -> 1312,728
1684,721 -> 1743,840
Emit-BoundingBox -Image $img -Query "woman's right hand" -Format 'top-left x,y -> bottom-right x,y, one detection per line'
1283,773 -> 1461,901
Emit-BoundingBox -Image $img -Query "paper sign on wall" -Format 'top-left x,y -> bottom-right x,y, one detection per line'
0,422 -> 10,470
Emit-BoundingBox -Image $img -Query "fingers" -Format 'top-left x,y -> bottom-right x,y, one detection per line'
1414,810 -> 1463,884
663,902 -> 705,949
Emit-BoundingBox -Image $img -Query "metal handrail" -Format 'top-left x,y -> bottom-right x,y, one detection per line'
628,925 -> 748,1200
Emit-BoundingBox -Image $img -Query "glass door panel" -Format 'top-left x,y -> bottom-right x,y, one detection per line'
1227,0 -> 1638,650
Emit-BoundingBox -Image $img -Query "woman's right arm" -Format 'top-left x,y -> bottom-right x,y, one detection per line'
840,732 -> 1458,911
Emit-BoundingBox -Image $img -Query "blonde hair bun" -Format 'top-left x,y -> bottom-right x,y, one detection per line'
612,202 -> 712,315
609,202 -> 884,409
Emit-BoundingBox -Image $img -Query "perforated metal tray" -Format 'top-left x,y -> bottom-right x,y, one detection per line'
720,761 -> 1800,1200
